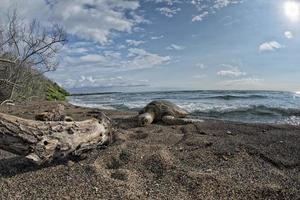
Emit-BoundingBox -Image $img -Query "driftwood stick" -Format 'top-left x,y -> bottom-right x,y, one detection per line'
0,100 -> 14,106
0,112 -> 112,165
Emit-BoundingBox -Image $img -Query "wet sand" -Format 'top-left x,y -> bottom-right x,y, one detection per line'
0,101 -> 299,199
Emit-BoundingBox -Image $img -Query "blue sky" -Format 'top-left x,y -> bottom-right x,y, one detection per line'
1,0 -> 300,92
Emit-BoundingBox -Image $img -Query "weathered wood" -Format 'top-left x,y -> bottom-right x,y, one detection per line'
0,100 -> 14,106
35,104 -> 66,121
0,112 -> 112,165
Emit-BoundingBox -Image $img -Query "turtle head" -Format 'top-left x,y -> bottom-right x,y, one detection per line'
137,112 -> 154,126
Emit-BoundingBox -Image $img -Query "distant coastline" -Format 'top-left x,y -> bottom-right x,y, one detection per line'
69,92 -> 121,96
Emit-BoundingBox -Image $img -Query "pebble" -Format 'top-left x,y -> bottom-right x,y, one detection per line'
67,160 -> 75,167
199,131 -> 207,135
93,186 -> 99,192
226,131 -> 232,135
222,155 -> 229,161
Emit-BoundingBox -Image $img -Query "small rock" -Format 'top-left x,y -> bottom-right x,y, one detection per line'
135,129 -> 143,133
65,116 -> 74,122
204,141 -> 213,147
205,169 -> 213,173
93,186 -> 99,192
226,131 -> 232,135
67,127 -> 75,134
67,160 -> 75,167
199,131 -> 207,135
222,155 -> 229,161
62,196 -> 71,200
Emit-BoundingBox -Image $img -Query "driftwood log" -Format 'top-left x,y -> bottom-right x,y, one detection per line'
0,111 -> 112,165
35,104 -> 66,121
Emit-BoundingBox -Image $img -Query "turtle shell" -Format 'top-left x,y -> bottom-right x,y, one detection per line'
139,100 -> 188,121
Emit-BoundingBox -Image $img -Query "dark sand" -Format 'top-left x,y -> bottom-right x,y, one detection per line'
0,101 -> 299,200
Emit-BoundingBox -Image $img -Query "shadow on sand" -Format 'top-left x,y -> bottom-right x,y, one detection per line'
0,156 -> 68,178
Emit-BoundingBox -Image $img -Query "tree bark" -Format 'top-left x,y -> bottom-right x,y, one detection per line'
0,58 -> 16,64
0,112 -> 112,165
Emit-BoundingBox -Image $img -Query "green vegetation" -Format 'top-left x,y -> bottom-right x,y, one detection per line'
46,81 -> 69,101
0,11 -> 67,103
0,64 -> 69,102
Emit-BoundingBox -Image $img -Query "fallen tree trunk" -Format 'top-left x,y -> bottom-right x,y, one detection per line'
0,112 -> 112,165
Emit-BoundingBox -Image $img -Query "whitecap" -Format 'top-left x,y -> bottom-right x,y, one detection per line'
68,101 -> 116,110
293,91 -> 300,99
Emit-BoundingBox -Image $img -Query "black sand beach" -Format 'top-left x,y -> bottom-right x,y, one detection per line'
0,101 -> 299,199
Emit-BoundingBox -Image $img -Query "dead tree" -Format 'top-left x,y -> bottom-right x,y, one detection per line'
0,10 -> 67,101
0,111 -> 112,165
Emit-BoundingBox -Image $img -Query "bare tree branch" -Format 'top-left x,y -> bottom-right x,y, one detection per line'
0,10 -> 67,102
0,58 -> 16,64
0,79 -> 22,87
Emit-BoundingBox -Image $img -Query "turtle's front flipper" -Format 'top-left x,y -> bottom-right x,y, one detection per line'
162,115 -> 204,125
138,112 -> 155,126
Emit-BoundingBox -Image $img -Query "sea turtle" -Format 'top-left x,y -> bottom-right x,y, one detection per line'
137,100 -> 203,126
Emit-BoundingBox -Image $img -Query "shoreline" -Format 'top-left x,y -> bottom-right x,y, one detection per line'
0,100 -> 299,199
67,99 -> 300,127
66,90 -> 300,126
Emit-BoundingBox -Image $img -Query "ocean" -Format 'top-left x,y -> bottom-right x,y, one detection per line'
68,90 -> 300,126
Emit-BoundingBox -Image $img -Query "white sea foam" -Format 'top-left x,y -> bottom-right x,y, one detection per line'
68,101 -> 116,110
284,116 -> 300,126
123,102 -> 147,109
67,90 -> 300,125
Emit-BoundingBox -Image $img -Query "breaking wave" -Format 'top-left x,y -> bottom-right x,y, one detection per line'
67,90 -> 300,125
191,105 -> 300,117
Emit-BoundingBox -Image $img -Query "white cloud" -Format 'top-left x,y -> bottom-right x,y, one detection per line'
61,46 -> 170,72
151,35 -> 164,40
195,63 -> 206,69
217,64 -> 246,77
190,0 -> 242,22
221,16 -> 240,26
118,45 -> 127,49
79,75 -> 96,84
284,31 -> 293,39
126,39 -> 145,46
63,75 -> 149,88
125,48 -> 171,70
80,54 -> 107,63
61,44 -> 123,68
259,41 -> 283,52
103,51 -> 122,59
191,0 -> 208,11
222,77 -> 264,86
0,0 -> 143,44
213,0 -> 231,9
63,46 -> 89,55
156,7 -> 181,17
166,44 -> 185,50
192,11 -> 209,22
150,0 -> 181,6
193,74 -> 206,79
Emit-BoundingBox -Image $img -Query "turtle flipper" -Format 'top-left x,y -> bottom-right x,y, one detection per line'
162,115 -> 204,125
138,112 -> 155,126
